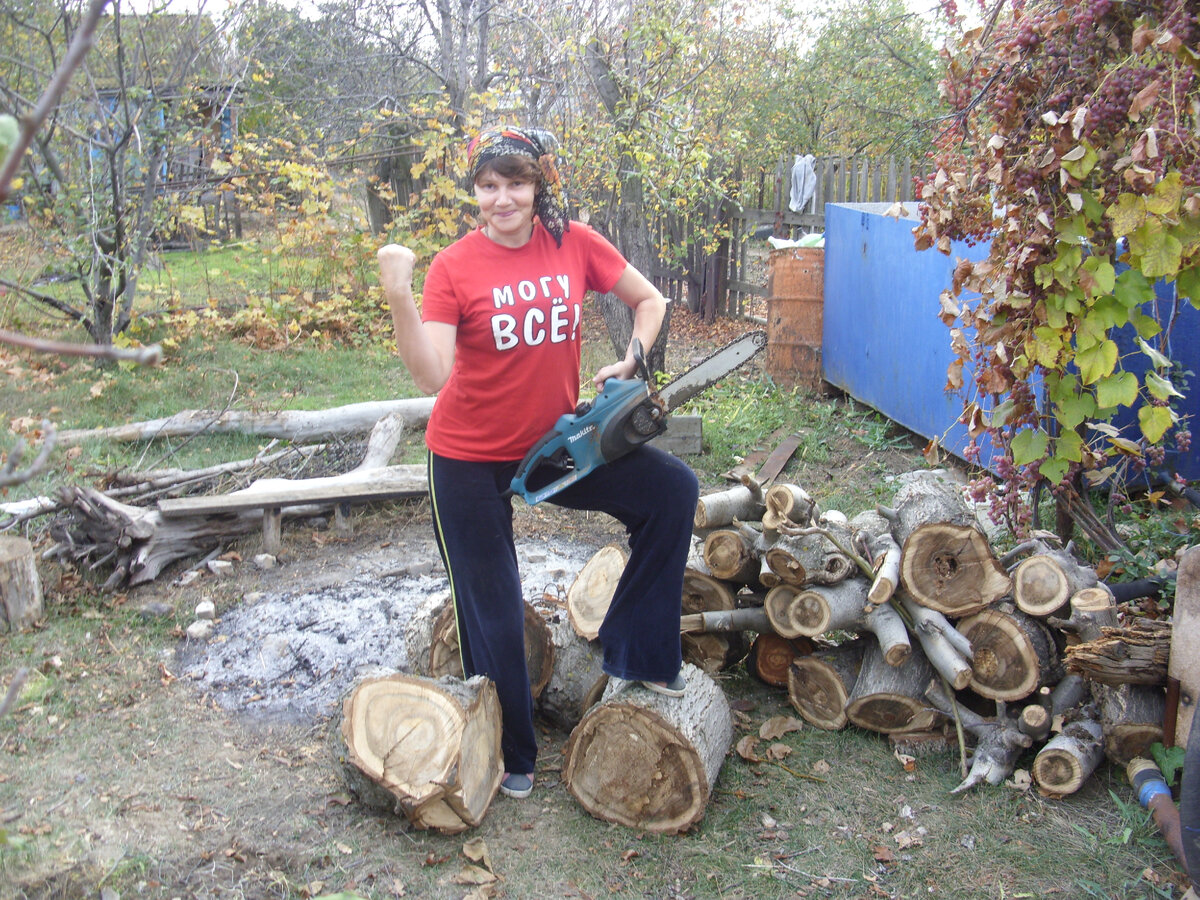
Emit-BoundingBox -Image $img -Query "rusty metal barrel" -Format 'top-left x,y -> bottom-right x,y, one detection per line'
766,247 -> 825,387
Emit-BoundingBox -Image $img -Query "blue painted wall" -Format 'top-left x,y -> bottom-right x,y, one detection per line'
821,202 -> 1199,480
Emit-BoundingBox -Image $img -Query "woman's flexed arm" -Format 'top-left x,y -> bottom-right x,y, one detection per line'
378,244 -> 456,395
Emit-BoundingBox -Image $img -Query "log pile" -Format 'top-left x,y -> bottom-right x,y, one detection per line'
664,470 -> 1175,798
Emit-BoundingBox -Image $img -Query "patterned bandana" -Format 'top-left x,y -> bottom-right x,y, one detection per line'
467,127 -> 569,247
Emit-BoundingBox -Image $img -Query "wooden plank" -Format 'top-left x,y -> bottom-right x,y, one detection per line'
157,465 -> 427,517
1169,546 -> 1200,747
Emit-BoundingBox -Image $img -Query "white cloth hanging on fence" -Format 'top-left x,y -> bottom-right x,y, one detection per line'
789,154 -> 817,213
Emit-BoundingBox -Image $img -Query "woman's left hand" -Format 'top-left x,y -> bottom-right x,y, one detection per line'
592,357 -> 638,388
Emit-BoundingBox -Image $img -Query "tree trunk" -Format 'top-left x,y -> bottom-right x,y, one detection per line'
1095,682 -> 1166,766
56,398 -> 436,445
566,544 -> 628,640
787,640 -> 867,730
1031,717 -> 1104,798
1012,549 -> 1099,617
563,665 -> 732,834
957,604 -> 1062,701
0,536 -> 43,633
845,640 -> 942,734
337,672 -> 502,834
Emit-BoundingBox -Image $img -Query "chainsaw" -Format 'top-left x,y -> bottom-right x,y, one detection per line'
508,329 -> 767,505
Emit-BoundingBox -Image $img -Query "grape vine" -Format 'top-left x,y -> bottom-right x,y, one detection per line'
917,0 -> 1199,536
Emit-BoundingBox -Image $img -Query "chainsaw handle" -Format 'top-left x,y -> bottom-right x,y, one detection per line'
511,427 -> 565,487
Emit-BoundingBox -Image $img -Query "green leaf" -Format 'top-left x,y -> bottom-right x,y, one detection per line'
1077,339 -> 1118,384
1095,371 -> 1138,409
1114,267 -> 1154,309
1056,428 -> 1084,462
1056,213 -> 1090,244
1081,256 -> 1116,294
1145,370 -> 1184,400
1055,393 -> 1096,429
1061,144 -> 1098,181
1137,337 -> 1172,369
1146,172 -> 1184,216
1011,427 -> 1049,466
1178,265 -> 1200,307
1131,310 -> 1163,339
1138,405 -> 1175,443
1130,220 -> 1183,278
1040,455 -> 1069,485
990,398 -> 1017,427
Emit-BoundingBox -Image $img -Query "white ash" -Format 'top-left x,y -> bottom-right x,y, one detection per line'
178,538 -> 598,723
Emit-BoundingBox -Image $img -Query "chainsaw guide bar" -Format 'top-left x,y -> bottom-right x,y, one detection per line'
657,329 -> 768,411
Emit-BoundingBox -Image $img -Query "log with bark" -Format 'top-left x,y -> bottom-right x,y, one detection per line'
896,593 -> 974,690
336,671 -> 502,834
1031,713 -> 1104,798
1047,586 -> 1118,645
0,535 -> 43,633
1064,617 -> 1170,686
880,477 -> 1009,617
845,640 -> 942,734
702,526 -> 766,588
956,603 -> 1062,701
562,664 -> 732,833
535,616 -> 608,731
746,632 -> 815,687
693,479 -> 765,530
787,639 -> 867,730
680,569 -> 748,673
761,482 -> 818,531
764,579 -> 910,666
1094,682 -> 1166,766
925,680 -> 1033,793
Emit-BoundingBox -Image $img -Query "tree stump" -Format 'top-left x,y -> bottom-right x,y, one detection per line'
535,616 -> 607,731
566,544 -> 628,640
1012,550 -> 1099,617
0,536 -> 43,633
1095,682 -> 1166,766
787,640 -> 867,730
747,632 -> 814,687
845,641 -> 942,734
1031,716 -> 1104,798
957,605 -> 1061,701
562,664 -> 732,834
337,672 -> 502,834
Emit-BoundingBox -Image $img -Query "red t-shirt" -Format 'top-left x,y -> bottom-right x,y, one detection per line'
420,222 -> 629,461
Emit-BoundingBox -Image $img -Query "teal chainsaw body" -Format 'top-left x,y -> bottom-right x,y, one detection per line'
508,340 -> 666,505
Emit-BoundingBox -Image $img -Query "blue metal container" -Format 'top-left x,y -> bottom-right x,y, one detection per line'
821,202 -> 1199,480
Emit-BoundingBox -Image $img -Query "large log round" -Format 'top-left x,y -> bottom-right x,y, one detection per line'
957,606 -> 1061,702
900,523 -> 1011,617
787,640 -> 867,730
1013,551 -> 1098,617
424,599 -> 554,699
337,672 -> 502,834
845,641 -> 942,734
567,544 -> 628,640
748,632 -> 815,687
0,535 -> 43,633
562,665 -> 731,834
1031,718 -> 1104,798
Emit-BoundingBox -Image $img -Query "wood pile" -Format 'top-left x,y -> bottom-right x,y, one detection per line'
672,470 -> 1173,797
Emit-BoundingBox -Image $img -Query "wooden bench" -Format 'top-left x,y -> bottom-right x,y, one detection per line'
157,466 -> 428,555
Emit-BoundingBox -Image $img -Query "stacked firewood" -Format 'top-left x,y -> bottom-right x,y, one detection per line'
682,470 -> 1170,797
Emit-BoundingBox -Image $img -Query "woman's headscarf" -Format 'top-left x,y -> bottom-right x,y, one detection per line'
467,127 -> 569,247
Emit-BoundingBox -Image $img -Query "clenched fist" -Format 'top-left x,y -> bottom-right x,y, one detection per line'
378,244 -> 416,294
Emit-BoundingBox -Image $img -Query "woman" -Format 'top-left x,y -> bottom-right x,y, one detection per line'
377,127 -> 698,800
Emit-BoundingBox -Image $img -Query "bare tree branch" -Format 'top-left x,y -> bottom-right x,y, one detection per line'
0,421 -> 56,489
0,327 -> 162,365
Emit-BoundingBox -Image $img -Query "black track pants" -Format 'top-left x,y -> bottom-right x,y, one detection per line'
428,445 -> 699,776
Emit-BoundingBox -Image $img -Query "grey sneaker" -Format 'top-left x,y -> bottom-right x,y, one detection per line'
500,772 -> 534,798
640,673 -> 686,697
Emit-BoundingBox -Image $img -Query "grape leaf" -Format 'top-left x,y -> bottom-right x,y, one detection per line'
1011,427 -> 1049,466
1138,405 -> 1174,444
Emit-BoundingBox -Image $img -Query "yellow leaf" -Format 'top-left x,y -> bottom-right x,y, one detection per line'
1107,194 -> 1147,237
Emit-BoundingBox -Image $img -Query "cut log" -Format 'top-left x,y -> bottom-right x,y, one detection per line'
337,672 -> 502,834
925,680 -> 1033,793
1019,703 -> 1052,743
1064,617 -> 1170,686
407,595 -> 554,700
535,616 -> 607,731
1031,715 -> 1104,797
680,607 -> 772,635
845,640 -> 942,734
0,536 -> 43,633
764,524 -> 855,588
896,593 -> 973,690
694,480 -> 765,530
747,632 -> 815,687
957,605 -> 1061,701
1012,550 -> 1099,617
764,579 -> 910,666
702,528 -> 763,587
898,523 -> 1010,617
787,640 -> 867,730
562,664 -> 732,834
1047,586 -> 1118,645
680,569 -> 746,673
566,543 -> 628,640
865,532 -> 903,609
57,397 -> 436,445
881,474 -> 976,541
761,482 -> 817,530
1095,682 -> 1166,766
1169,546 -> 1200,748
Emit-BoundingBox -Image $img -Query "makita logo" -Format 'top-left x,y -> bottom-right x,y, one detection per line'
568,425 -> 596,443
